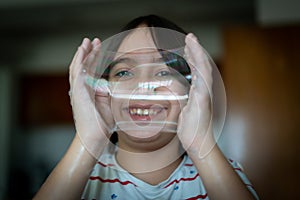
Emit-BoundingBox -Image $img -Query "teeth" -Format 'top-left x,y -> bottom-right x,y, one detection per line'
143,109 -> 149,115
129,108 -> 160,116
129,109 -> 134,115
137,108 -> 142,115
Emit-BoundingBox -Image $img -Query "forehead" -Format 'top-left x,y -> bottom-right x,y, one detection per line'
117,28 -> 157,53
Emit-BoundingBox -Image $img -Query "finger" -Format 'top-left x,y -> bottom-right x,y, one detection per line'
184,85 -> 196,111
81,38 -> 92,54
185,34 -> 207,63
69,49 -> 79,84
90,38 -> 102,67
72,46 -> 85,79
92,37 -> 101,46
184,34 -> 202,82
83,39 -> 102,70
70,39 -> 89,75
70,38 -> 86,64
69,40 -> 86,85
184,33 -> 212,92
185,33 -> 211,73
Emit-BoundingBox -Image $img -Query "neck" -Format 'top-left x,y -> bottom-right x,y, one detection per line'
116,136 -> 184,174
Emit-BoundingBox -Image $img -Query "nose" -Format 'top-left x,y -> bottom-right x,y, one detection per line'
132,64 -> 173,94
135,68 -> 171,90
133,66 -> 154,91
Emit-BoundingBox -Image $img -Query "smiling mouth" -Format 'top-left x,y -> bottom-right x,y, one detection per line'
126,104 -> 167,121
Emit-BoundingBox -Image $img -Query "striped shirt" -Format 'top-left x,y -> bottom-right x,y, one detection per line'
82,147 -> 258,200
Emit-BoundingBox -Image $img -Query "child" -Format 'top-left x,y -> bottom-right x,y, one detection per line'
34,15 -> 258,200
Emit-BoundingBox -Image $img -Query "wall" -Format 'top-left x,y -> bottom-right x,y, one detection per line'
0,68 -> 12,199
257,0 -> 300,25
222,25 -> 300,199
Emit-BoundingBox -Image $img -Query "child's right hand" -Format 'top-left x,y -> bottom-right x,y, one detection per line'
69,38 -> 114,158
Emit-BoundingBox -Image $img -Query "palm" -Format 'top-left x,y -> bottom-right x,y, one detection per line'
177,34 -> 215,157
69,38 -> 114,158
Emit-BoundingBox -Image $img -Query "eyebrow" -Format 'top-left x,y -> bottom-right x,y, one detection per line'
109,56 -> 168,69
109,57 -> 135,68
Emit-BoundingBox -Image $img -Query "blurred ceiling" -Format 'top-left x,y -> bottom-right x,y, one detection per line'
1,0 -> 299,68
0,0 -> 255,35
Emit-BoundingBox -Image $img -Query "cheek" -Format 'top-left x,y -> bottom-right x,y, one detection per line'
165,79 -> 190,96
111,98 -> 125,112
110,98 -> 133,122
167,100 -> 187,121
94,95 -> 110,111
175,84 -> 190,96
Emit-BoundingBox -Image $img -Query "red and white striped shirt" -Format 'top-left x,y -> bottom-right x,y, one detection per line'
82,147 -> 258,200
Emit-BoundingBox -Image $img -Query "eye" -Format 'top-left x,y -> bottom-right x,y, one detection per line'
156,70 -> 171,77
114,70 -> 134,78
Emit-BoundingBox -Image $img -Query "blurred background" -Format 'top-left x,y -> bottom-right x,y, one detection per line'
0,0 -> 299,199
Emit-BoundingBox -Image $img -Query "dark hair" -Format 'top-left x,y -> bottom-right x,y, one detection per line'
121,15 -> 187,34
106,15 -> 190,143
100,15 -> 190,81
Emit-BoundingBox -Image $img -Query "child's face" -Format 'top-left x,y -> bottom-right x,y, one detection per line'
108,28 -> 189,139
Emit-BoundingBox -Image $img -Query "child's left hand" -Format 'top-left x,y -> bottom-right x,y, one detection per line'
177,33 -> 216,158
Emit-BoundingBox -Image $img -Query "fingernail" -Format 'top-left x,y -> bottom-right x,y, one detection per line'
82,38 -> 89,47
187,33 -> 199,43
94,37 -> 100,43
92,38 -> 101,50
187,33 -> 194,38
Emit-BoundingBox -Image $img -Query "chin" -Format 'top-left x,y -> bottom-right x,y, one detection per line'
119,126 -> 163,141
121,129 -> 177,147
